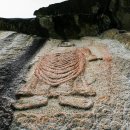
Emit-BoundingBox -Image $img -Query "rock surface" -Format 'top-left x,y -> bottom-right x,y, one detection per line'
4,34 -> 129,130
101,29 -> 130,49
0,30 -> 130,129
13,96 -> 48,110
0,31 -> 46,130
59,96 -> 94,109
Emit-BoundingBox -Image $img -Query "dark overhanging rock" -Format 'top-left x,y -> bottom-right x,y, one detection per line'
0,0 -> 118,39
34,0 -> 111,16
34,0 -> 118,39
33,0 -> 130,39
109,0 -> 130,30
0,0 -> 129,39
0,17 -> 49,38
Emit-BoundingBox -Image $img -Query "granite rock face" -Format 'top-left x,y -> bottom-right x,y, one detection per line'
4,34 -> 129,130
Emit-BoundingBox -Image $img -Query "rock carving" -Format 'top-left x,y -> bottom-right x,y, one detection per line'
14,46 -> 112,110
34,48 -> 96,86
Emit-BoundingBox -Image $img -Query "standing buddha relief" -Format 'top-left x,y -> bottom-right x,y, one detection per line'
13,45 -> 112,110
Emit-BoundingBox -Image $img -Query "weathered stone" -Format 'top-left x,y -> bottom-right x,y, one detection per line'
34,0 -> 108,16
0,31 -> 46,130
48,82 -> 72,98
13,96 -> 48,110
0,97 -> 13,130
2,1 -> 120,39
71,118 -> 93,129
59,96 -> 94,109
17,47 -> 105,93
72,127 -> 86,130
72,112 -> 95,119
0,32 -> 129,130
98,118 -> 111,130
101,29 -> 130,49
16,80 -> 50,97
110,0 -> 130,30
34,0 -> 119,38
101,29 -> 119,39
72,86 -> 96,96
111,121 -> 121,130
96,96 -> 110,104
95,105 -> 112,119
58,41 -> 75,47
123,101 -> 130,122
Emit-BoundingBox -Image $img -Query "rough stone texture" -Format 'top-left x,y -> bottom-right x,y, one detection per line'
72,84 -> 97,97
101,29 -> 130,49
59,96 -> 94,109
8,35 -> 130,130
0,97 -> 13,130
0,30 -> 130,130
0,31 -> 46,130
13,96 -> 48,110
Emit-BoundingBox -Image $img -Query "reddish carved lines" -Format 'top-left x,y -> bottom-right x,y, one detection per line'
34,49 -> 90,86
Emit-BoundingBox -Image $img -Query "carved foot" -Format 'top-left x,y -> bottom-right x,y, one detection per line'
59,96 -> 94,110
13,96 -> 48,110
